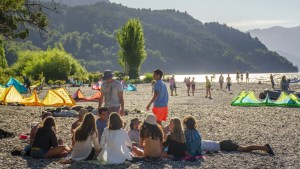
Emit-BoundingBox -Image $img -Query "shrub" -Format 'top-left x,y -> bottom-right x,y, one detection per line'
128,79 -> 143,84
142,72 -> 153,83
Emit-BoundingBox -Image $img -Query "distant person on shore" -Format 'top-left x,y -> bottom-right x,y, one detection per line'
23,75 -> 31,93
270,74 -> 275,89
202,140 -> 274,155
186,77 -> 191,96
146,69 -> 169,124
30,117 -> 71,159
280,75 -> 290,92
236,70 -> 240,84
169,75 -> 177,96
226,74 -> 232,91
191,77 -> 196,96
241,73 -> 243,82
219,74 -> 224,90
98,70 -> 125,116
210,74 -> 215,82
246,71 -> 249,83
205,76 -> 212,99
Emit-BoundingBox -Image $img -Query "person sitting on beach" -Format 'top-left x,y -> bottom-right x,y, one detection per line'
205,76 -> 212,99
128,118 -> 141,147
71,108 -> 88,147
219,74 -> 224,90
183,115 -> 203,156
202,140 -> 274,155
226,74 -> 232,91
96,107 -> 108,143
280,75 -> 290,92
169,75 -> 177,96
23,111 -> 53,155
162,117 -> 186,159
30,117 -> 71,159
71,113 -> 101,161
191,77 -> 195,96
97,113 -> 132,164
132,114 -> 164,161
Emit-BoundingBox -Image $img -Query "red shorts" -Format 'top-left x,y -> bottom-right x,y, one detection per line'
152,106 -> 168,121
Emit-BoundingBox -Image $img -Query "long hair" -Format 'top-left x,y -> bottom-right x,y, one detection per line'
169,117 -> 186,143
108,112 -> 124,130
140,122 -> 163,142
42,116 -> 56,131
183,115 -> 197,130
75,113 -> 97,142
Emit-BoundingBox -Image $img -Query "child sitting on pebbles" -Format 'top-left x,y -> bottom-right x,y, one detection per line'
128,118 -> 141,147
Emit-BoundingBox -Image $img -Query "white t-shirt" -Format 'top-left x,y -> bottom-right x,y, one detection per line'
202,140 -> 221,152
101,80 -> 123,107
97,127 -> 132,164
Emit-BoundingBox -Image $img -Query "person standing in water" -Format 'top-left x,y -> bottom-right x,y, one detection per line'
219,74 -> 224,90
241,73 -> 243,83
186,77 -> 191,96
270,74 -> 275,89
205,76 -> 212,99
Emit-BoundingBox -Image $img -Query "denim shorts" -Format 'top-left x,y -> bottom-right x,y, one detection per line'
30,148 -> 46,159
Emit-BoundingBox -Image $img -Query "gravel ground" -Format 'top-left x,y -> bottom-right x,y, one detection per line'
0,81 -> 299,169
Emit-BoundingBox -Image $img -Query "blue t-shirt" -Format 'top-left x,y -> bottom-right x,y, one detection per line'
96,119 -> 107,143
153,80 -> 168,107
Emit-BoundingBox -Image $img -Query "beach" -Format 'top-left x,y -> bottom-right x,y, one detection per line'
0,81 -> 299,169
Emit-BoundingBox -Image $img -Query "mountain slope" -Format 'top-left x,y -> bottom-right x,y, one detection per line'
248,26 -> 300,68
8,2 -> 297,73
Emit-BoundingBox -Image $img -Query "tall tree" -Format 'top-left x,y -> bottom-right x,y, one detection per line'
0,36 -> 8,68
116,18 -> 147,79
0,0 -> 59,39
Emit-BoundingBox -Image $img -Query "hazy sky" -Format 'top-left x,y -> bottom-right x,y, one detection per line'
110,0 -> 300,31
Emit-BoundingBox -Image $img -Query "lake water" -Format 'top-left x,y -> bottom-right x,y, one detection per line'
171,72 -> 300,83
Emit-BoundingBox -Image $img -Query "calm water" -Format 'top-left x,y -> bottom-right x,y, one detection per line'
172,72 -> 300,83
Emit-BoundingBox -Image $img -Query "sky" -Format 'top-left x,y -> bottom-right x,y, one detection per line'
109,0 -> 300,31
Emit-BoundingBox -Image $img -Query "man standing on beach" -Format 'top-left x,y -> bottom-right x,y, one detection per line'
98,70 -> 125,116
146,69 -> 169,124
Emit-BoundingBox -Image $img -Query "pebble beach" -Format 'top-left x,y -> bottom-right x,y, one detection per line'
0,81 -> 299,169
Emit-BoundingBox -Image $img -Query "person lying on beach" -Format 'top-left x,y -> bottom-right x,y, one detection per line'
97,113 -> 132,164
71,113 -> 100,161
128,118 -> 141,147
132,114 -> 164,162
162,117 -> 186,160
30,117 -> 71,159
71,108 -> 88,147
202,140 -> 274,155
96,107 -> 108,143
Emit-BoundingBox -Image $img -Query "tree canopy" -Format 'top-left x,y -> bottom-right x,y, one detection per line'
116,19 -> 147,79
0,0 -> 59,39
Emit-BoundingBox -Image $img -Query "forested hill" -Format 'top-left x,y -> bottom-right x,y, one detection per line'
7,2 -> 297,73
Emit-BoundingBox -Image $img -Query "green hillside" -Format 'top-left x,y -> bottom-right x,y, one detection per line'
5,2 -> 297,73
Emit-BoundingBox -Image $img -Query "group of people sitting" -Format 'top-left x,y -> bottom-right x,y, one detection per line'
24,109 -> 274,165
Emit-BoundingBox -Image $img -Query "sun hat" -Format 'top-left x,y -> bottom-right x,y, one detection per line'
144,114 -> 157,125
79,108 -> 88,116
102,70 -> 114,80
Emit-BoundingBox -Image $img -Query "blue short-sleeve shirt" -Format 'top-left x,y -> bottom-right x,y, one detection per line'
154,80 -> 168,107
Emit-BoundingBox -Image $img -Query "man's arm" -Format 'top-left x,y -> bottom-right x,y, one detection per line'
118,91 -> 125,116
98,90 -> 104,109
146,91 -> 159,110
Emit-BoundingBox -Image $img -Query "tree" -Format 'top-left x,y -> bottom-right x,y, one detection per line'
116,18 -> 147,79
0,36 -> 8,68
0,0 -> 59,39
